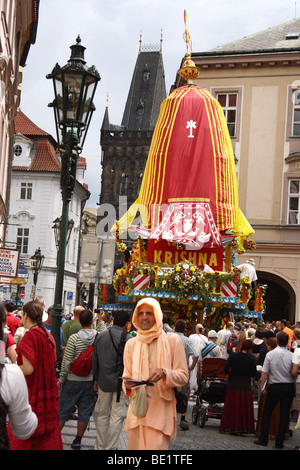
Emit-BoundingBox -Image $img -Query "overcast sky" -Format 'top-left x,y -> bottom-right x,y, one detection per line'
19,0 -> 297,207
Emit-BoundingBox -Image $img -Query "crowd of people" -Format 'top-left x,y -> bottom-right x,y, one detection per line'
190,318 -> 300,449
1,295 -> 300,451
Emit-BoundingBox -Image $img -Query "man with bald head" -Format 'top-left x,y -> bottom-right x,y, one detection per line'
61,305 -> 84,347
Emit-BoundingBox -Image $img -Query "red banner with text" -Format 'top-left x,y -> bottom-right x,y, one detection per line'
147,240 -> 223,270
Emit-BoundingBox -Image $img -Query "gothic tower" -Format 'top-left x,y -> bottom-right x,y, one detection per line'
99,37 -> 167,222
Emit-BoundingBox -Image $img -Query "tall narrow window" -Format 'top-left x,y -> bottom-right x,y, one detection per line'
217,93 -> 237,137
20,182 -> 33,200
16,228 -> 29,254
119,175 -> 128,195
292,91 -> 300,136
288,179 -> 300,224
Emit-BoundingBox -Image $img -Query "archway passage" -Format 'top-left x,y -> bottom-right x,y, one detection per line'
257,271 -> 296,324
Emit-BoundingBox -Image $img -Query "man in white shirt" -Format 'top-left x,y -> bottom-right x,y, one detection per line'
0,363 -> 38,446
254,331 -> 294,449
236,259 -> 258,288
189,324 -> 208,393
219,322 -> 234,359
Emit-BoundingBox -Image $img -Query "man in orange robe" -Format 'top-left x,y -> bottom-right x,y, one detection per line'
122,298 -> 188,450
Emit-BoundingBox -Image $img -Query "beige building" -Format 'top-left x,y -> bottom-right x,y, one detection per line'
78,208 -> 99,310
0,0 -> 39,244
174,18 -> 300,323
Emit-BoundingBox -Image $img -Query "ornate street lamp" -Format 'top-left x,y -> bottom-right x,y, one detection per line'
52,217 -> 74,249
47,36 -> 100,358
30,247 -> 44,299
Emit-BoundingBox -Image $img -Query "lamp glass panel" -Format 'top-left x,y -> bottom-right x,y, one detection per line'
64,73 -> 84,121
53,76 -> 64,122
80,80 -> 95,124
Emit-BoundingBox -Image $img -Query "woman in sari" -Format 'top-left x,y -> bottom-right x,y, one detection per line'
8,301 -> 63,450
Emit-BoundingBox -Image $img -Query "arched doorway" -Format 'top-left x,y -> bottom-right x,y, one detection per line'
257,271 -> 296,324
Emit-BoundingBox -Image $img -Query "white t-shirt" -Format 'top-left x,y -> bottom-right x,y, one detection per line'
189,333 -> 208,355
292,347 -> 300,384
0,364 -> 38,440
237,263 -> 258,283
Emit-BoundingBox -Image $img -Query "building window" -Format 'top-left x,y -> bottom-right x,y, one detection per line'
216,93 -> 237,137
14,145 -> 22,156
16,228 -> 29,254
119,175 -> 128,195
143,67 -> 150,81
292,90 -> 300,136
20,182 -> 32,200
288,179 -> 300,224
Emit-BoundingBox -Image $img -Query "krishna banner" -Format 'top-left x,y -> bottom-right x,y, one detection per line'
148,240 -> 223,270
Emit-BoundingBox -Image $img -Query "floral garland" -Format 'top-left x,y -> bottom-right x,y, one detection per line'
112,268 -> 128,294
254,283 -> 268,313
229,236 -> 256,254
237,276 -> 253,304
98,283 -> 108,306
113,261 -> 250,302
168,262 -> 201,300
243,239 -> 256,251
111,261 -> 260,311
116,242 -> 127,252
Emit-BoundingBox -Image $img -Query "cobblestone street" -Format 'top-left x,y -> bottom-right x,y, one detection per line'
61,397 -> 300,452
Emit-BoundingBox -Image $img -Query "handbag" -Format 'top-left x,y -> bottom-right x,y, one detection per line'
131,384 -> 148,417
130,339 -> 157,418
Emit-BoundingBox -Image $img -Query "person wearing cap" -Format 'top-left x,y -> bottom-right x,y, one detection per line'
236,259 -> 258,289
122,298 -> 189,450
233,322 -> 243,335
201,330 -> 221,359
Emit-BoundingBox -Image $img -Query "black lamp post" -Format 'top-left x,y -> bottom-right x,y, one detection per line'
47,36 -> 100,359
30,247 -> 44,299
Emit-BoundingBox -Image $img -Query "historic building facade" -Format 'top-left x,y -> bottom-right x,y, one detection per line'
4,110 -> 89,313
0,0 -> 39,245
174,18 -> 300,322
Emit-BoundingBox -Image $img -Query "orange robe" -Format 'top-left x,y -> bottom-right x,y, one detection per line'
123,332 -> 188,450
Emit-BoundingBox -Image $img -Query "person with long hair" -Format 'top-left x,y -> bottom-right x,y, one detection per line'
219,339 -> 257,435
231,330 -> 247,353
0,302 -> 37,449
7,301 -> 63,450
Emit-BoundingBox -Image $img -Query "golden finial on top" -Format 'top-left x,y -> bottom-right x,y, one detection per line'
178,10 -> 200,83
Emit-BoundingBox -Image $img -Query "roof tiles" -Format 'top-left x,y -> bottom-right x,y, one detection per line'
16,109 -> 51,137
205,18 -> 300,54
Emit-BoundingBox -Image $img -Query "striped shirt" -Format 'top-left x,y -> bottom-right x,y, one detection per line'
59,329 -> 98,383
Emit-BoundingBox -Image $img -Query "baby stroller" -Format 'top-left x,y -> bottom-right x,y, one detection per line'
192,358 -> 227,428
